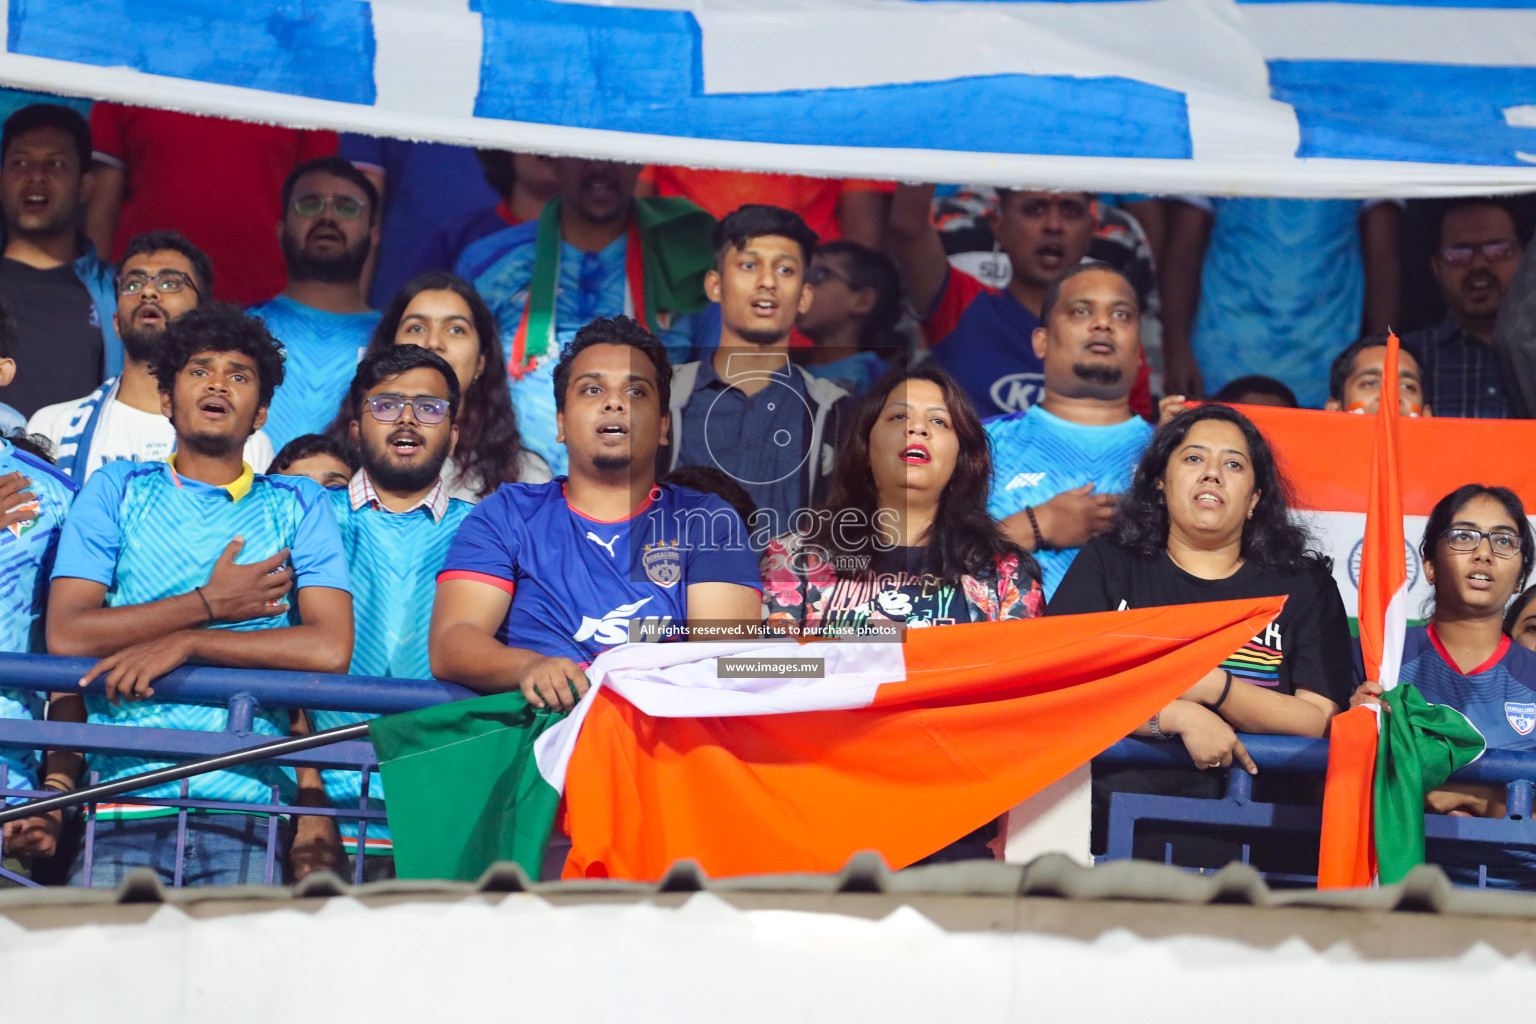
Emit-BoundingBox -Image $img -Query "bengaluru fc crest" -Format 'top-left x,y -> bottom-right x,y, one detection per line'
1506,701 -> 1536,736
642,539 -> 682,588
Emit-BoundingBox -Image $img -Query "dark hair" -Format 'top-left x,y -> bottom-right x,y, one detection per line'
0,303 -> 18,360
1111,403 -> 1328,574
1,103 -> 90,168
1038,261 -> 1138,324
156,303 -> 285,409
1503,584 -> 1536,637
1438,196 -> 1530,248
335,273 -> 526,497
712,204 -> 819,265
1421,484 -> 1534,603
552,315 -> 672,414
9,433 -> 55,463
270,433 -> 358,476
1211,375 -> 1299,408
814,240 -> 904,350
474,149 -> 513,198
281,156 -> 380,223
810,362 -> 1036,586
347,344 -> 461,422
119,230 -> 214,303
663,465 -> 757,529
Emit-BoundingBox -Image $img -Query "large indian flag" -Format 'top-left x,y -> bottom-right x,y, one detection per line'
372,600 -> 1282,882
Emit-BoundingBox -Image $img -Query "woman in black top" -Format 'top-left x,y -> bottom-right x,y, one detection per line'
1049,403 -> 1353,866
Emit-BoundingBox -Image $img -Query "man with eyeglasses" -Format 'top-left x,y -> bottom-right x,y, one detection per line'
29,231 -> 275,481
293,344 -> 472,882
1401,198 -> 1527,418
249,156 -> 382,450
0,104 -> 120,419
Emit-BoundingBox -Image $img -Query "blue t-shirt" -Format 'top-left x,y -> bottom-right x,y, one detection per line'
923,268 -> 1044,420
313,485 -> 473,849
338,136 -> 500,309
456,223 -> 710,476
439,480 -> 761,664
1397,626 -> 1536,889
51,460 -> 352,814
986,405 -> 1153,598
1191,198 -> 1368,409
248,295 -> 381,450
803,351 -> 888,398
0,440 -> 75,796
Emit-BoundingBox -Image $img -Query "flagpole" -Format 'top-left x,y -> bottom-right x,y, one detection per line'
0,722 -> 372,824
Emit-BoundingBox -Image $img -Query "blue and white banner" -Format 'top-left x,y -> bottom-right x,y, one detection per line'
2,0 -> 1536,196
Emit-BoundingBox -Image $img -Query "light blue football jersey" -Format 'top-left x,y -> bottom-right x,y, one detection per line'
248,295 -> 381,449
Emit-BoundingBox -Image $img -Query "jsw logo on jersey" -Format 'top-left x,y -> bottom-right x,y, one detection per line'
573,596 -> 674,646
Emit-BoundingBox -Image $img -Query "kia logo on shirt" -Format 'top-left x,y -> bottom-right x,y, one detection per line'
990,373 -> 1045,414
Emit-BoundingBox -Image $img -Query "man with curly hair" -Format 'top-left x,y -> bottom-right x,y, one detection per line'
43,303 -> 354,888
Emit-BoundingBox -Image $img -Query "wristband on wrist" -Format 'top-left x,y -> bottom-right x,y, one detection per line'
1206,669 -> 1234,712
193,586 -> 215,624
1024,505 -> 1050,552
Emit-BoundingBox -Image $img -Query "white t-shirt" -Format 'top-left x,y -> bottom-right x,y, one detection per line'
29,396 -> 275,480
439,449 -> 553,504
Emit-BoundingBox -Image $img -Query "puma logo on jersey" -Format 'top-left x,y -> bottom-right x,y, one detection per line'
585,531 -> 620,558
575,597 -> 661,645
1005,472 -> 1046,490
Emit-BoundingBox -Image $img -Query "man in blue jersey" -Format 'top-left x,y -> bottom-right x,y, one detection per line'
249,156 -> 382,449
987,264 -> 1154,600
430,315 -> 762,712
297,344 -> 472,881
44,303 -> 354,887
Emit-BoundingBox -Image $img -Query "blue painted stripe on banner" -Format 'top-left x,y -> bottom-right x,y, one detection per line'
1241,0 -> 1536,7
474,0 -> 1190,159
1270,61 -> 1536,165
7,0 -> 377,105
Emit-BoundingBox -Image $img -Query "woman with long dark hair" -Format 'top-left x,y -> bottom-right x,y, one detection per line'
762,362 -> 1041,637
1353,484 -> 1536,886
1049,403 -> 1352,868
330,272 -> 549,500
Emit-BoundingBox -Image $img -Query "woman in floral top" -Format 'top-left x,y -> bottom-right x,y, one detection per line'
761,363 -> 1042,636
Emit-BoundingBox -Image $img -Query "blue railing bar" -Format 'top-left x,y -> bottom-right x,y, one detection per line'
0,652 -> 478,715
80,798 -> 388,820
0,720 -> 379,771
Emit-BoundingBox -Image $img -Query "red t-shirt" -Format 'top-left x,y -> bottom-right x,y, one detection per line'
641,167 -> 892,242
91,105 -> 337,305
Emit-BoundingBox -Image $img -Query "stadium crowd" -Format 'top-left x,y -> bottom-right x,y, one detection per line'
0,96 -> 1533,887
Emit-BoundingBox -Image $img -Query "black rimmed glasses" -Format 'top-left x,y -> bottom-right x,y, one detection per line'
1444,528 -> 1522,558
116,270 -> 199,298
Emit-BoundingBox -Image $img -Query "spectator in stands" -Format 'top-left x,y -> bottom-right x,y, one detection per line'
1353,485 -> 1536,887
639,168 -> 890,248
1507,584 -> 1536,653
1049,403 -> 1352,869
269,433 -> 356,488
1209,376 -> 1299,409
661,464 -> 757,534
1325,335 -> 1430,417
338,136 -> 501,309
985,264 -> 1154,599
85,103 -> 336,305
406,151 -> 558,284
890,185 -> 1151,420
455,158 -> 716,476
430,315 -> 761,712
1159,197 -> 1400,408
0,434 -> 75,867
338,272 -> 551,501
298,345 -> 474,882
1402,199 -> 1526,418
0,305 -> 29,434
763,362 -> 1042,637
0,104 -> 119,419
29,231 -> 275,480
794,239 -> 904,397
667,205 -> 851,541
250,157 -> 382,450
44,304 -> 353,888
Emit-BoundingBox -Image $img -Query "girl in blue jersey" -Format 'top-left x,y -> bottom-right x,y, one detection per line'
1353,485 -> 1536,888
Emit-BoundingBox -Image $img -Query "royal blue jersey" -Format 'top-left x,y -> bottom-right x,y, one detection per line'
1395,625 -> 1536,889
313,479 -> 473,850
439,480 -> 762,664
248,295 -> 381,449
0,439 -> 75,796
986,405 -> 1153,599
51,459 -> 352,815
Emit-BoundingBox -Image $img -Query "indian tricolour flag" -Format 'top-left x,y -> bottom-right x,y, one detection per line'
1316,334 -> 1486,888
370,600 -> 1282,882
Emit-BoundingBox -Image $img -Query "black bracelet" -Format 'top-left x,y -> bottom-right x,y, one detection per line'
1025,505 -> 1050,552
193,586 -> 215,624
1207,669 -> 1234,711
